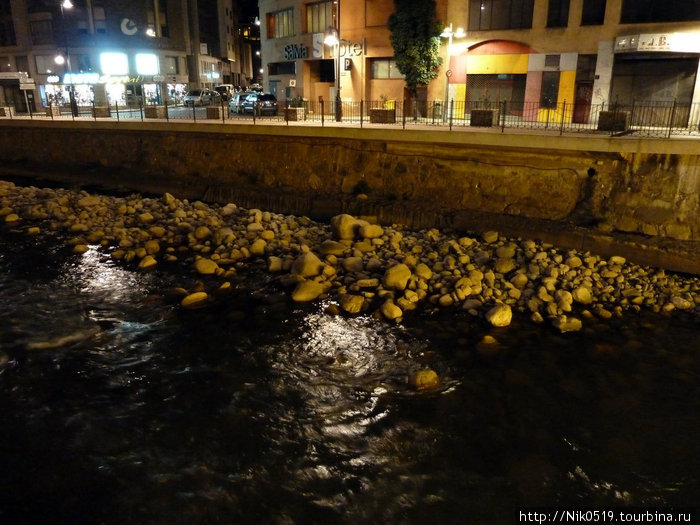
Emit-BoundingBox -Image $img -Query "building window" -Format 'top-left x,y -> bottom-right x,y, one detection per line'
620,0 -> 700,23
268,62 -> 296,75
468,0 -> 534,31
547,0 -> 569,27
267,8 -> 295,39
540,71 -> 560,108
30,19 -> 54,45
93,6 -> 107,34
0,56 -> 10,72
370,59 -> 404,79
581,0 -> 606,25
306,1 -> 335,34
164,56 -> 179,75
15,55 -> 29,73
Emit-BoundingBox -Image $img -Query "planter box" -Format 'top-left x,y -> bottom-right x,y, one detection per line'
92,106 -> 111,118
144,105 -> 167,119
206,106 -> 221,119
45,106 -> 61,117
597,111 -> 629,132
470,109 -> 499,127
285,107 -> 306,121
369,108 -> 396,124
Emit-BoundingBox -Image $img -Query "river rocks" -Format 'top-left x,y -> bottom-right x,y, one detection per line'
340,294 -> 365,314
292,280 -> 325,302
486,304 -> 513,327
194,257 -> 219,275
181,291 -> 208,308
409,369 -> 440,390
291,251 -> 324,278
380,299 -> 403,320
1,181 -> 698,335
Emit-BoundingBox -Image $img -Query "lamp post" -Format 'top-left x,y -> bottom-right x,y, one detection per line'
57,0 -> 78,116
324,27 -> 342,121
440,23 -> 465,122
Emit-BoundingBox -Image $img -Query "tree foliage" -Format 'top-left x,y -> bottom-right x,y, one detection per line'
387,0 -> 443,94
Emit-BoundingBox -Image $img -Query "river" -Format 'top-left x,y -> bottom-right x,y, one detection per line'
0,197 -> 698,524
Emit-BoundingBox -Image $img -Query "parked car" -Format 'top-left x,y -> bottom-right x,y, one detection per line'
183,89 -> 221,107
228,92 -> 250,115
241,92 -> 278,116
214,84 -> 233,101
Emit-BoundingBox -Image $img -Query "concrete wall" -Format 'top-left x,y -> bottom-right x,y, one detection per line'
0,121 -> 698,245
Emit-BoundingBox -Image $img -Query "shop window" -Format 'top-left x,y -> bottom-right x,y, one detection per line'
305,1 -> 335,34
370,59 -> 404,79
267,8 -> 294,39
547,0 -> 569,28
468,0 -> 534,31
620,0 -> 700,23
30,19 -> 54,45
581,0 -> 606,25
540,71 -> 560,108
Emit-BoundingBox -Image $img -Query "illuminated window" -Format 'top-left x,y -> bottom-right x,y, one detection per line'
100,52 -> 128,75
267,8 -> 294,39
306,1 -> 335,33
164,56 -> 178,75
135,53 -> 159,75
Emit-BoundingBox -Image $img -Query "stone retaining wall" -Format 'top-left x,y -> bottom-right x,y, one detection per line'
0,121 -> 698,244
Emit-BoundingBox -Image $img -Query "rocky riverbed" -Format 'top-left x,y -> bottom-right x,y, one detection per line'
2,180 -> 698,335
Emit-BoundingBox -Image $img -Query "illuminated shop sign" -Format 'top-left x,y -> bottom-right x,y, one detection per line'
100,52 -> 129,75
311,34 -> 363,59
135,53 -> 159,75
615,33 -> 693,53
64,72 -> 100,84
283,44 -> 308,60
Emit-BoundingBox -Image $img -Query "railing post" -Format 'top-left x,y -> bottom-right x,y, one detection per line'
667,98 -> 677,139
220,97 -> 224,124
92,99 -> 96,121
165,95 -> 170,122
360,100 -> 363,128
501,100 -> 506,132
560,100 -> 566,135
115,101 -> 119,122
192,102 -> 197,122
139,98 -> 143,121
402,100 -> 406,129
321,99 -> 325,127
48,100 -> 54,121
449,99 -> 454,130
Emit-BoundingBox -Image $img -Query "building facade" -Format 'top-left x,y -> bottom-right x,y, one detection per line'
445,0 -> 700,125
258,0 -> 700,126
258,0 -> 447,104
0,0 -> 252,112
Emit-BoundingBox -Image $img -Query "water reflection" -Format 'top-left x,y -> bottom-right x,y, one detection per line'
0,231 -> 698,524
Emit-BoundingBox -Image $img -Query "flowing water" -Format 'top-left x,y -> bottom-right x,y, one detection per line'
0,222 -> 698,524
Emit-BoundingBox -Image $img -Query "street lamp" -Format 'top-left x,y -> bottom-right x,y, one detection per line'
324,27 -> 342,121
58,0 -> 78,116
440,23 -> 465,122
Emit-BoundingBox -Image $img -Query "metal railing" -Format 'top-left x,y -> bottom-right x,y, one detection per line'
2,97 -> 699,138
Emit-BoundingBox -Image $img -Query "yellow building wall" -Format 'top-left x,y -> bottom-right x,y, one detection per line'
465,54 -> 530,75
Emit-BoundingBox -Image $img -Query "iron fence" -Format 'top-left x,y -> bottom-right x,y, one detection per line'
2,97 -> 699,138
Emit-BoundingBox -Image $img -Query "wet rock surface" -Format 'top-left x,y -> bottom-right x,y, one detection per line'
1,179 -> 698,332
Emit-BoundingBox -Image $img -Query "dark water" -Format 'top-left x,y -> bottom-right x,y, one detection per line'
0,228 -> 698,525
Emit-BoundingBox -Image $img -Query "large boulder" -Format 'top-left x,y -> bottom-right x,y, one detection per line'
486,304 -> 513,327
330,214 -> 359,240
291,252 -> 324,278
383,263 -> 412,291
292,280 -> 325,302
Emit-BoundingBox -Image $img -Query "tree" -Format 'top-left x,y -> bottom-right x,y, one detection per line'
387,0 -> 443,96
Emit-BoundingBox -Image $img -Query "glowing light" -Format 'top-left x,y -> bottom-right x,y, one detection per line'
100,52 -> 129,75
135,53 -> 159,75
